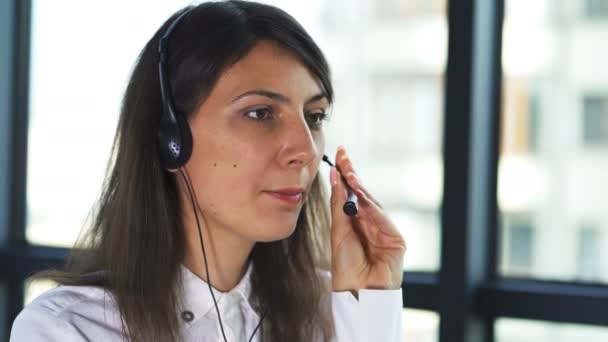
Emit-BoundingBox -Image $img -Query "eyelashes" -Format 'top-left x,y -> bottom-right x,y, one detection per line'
306,111 -> 330,127
243,106 -> 330,128
243,107 -> 273,121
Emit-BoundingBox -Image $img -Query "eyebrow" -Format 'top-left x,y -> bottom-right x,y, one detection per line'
230,88 -> 328,106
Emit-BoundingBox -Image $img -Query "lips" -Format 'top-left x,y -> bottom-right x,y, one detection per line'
264,187 -> 305,205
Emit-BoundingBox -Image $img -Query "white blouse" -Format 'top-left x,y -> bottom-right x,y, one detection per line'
10,263 -> 404,341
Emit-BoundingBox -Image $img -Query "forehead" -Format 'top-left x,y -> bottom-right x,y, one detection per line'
212,41 -> 324,101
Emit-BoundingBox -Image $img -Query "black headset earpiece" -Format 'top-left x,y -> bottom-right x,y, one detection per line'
157,7 -> 194,170
156,97 -> 193,170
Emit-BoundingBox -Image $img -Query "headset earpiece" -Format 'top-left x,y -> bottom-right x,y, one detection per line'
156,7 -> 194,171
157,103 -> 193,170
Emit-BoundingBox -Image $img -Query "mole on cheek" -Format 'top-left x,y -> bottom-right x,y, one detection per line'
213,163 -> 217,167
233,164 -> 237,168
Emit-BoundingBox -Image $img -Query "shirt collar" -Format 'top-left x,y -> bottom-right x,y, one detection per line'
178,261 -> 256,321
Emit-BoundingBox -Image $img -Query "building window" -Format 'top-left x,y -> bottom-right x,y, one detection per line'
577,225 -> 601,281
585,0 -> 608,18
506,216 -> 534,273
583,95 -> 608,146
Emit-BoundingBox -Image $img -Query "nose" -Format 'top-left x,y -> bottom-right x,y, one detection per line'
276,114 -> 319,169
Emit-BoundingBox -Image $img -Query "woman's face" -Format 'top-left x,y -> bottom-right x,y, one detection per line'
182,41 -> 329,243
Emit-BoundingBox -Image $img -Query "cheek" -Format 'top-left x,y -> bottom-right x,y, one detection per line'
187,139 -> 267,211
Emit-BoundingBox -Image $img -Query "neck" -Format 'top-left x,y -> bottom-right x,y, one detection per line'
182,212 -> 255,292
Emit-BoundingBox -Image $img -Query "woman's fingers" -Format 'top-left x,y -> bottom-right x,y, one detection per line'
329,166 -> 351,244
356,189 -> 398,234
335,146 -> 383,209
355,188 -> 406,250
335,146 -> 355,185
332,146 -> 404,248
345,172 -> 383,209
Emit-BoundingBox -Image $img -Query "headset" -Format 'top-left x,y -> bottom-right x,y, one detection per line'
156,7 -> 264,342
157,8 -> 194,170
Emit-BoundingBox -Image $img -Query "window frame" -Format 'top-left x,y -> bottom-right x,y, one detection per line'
2,1 -> 608,341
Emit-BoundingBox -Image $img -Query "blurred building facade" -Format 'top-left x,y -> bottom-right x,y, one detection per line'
499,0 -> 608,285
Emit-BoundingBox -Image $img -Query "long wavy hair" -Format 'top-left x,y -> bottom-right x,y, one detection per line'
31,1 -> 335,341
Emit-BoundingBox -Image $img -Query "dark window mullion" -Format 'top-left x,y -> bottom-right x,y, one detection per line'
439,0 -> 504,341
485,0 -> 504,285
0,0 -> 16,247
8,0 -> 31,247
476,279 -> 608,326
6,279 -> 24,339
2,0 -> 32,339
402,272 -> 441,311
0,246 -> 68,281
439,0 -> 481,338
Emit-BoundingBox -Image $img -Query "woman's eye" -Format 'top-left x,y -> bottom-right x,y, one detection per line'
306,111 -> 329,127
244,108 -> 273,121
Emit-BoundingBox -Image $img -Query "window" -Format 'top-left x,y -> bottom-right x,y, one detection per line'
23,279 -> 57,306
500,0 -> 608,283
585,0 -> 608,18
577,225 -> 601,281
402,309 -> 438,341
25,0 -> 197,247
509,223 -> 533,269
583,95 -> 608,146
503,215 -> 534,274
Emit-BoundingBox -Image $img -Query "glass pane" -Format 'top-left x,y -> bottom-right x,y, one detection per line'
319,0 -> 447,272
27,0 -> 446,272
26,1 -> 195,247
23,279 -> 57,306
499,0 -> 608,281
402,309 -> 439,341
496,317 -> 608,342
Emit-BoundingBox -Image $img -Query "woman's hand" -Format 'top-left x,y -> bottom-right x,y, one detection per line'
329,146 -> 406,298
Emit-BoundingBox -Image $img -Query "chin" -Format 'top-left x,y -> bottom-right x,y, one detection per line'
254,221 -> 298,242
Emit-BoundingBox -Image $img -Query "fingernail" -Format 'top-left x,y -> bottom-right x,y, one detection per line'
330,167 -> 337,187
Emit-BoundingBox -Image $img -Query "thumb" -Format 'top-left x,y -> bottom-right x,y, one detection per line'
329,167 -> 350,238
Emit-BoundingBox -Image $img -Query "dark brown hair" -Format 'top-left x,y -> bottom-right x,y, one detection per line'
31,1 -> 335,341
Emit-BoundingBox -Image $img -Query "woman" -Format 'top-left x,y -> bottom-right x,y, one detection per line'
10,1 -> 406,341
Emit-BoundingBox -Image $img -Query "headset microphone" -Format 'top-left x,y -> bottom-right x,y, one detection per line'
322,155 -> 359,216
